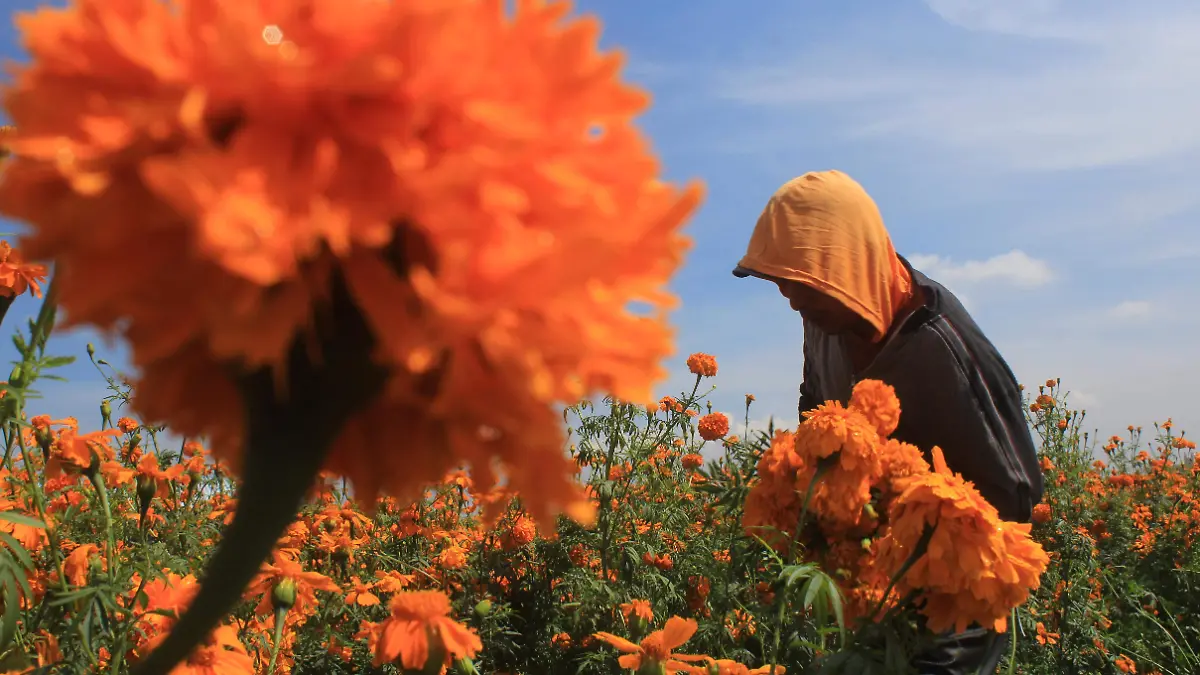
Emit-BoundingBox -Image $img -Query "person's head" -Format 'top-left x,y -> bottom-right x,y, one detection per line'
732,170 -> 913,342
772,277 -> 878,339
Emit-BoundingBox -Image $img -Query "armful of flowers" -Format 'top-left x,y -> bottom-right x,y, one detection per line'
735,379 -> 1050,672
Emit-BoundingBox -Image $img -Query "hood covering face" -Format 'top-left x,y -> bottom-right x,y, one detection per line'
734,170 -> 913,341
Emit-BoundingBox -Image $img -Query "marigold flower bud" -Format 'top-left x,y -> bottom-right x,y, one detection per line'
271,578 -> 297,612
473,599 -> 492,618
136,474 -> 157,515
7,364 -> 23,388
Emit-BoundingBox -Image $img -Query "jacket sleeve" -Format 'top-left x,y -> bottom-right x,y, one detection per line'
798,333 -> 821,418
876,317 -> 1045,523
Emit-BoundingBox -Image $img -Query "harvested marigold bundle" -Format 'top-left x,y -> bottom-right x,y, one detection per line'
742,379 -> 1048,635
875,447 -> 1050,634
0,0 -> 700,671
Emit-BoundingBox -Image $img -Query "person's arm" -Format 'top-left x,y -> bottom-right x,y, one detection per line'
798,333 -> 821,417
875,317 -> 1044,523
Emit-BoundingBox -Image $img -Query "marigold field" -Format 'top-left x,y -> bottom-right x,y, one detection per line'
0,300 -> 1194,674
0,1 -> 1195,674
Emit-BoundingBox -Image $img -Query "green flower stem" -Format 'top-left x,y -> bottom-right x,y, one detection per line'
267,606 -> 288,675
15,437 -> 68,594
768,457 -> 830,675
88,471 -> 119,578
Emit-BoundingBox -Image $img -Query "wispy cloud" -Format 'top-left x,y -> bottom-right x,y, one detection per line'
715,0 -> 1200,173
1105,300 -> 1154,320
908,250 -> 1054,290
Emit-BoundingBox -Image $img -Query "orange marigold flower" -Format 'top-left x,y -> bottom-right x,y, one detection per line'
63,543 -> 102,587
1035,622 -> 1059,646
877,438 -> 929,487
437,543 -> 469,570
698,413 -> 730,441
876,448 -> 1050,635
0,240 -> 47,299
127,573 -> 202,656
141,624 -> 254,675
680,452 -> 704,471
242,550 -> 340,619
46,426 -> 121,477
793,402 -> 884,529
0,0 -> 702,536
742,430 -> 806,551
848,379 -> 901,437
686,353 -> 718,378
620,599 -> 654,623
1114,654 -> 1137,673
593,616 -> 700,673
372,591 -> 482,669
345,576 -> 381,607
1031,503 -> 1051,524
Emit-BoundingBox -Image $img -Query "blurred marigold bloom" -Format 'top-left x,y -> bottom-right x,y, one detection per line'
0,0 -> 701,530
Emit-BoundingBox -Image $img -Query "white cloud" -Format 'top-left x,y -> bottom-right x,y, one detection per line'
907,250 -> 1054,289
1105,300 -> 1153,320
714,0 -> 1200,172
1065,389 -> 1101,408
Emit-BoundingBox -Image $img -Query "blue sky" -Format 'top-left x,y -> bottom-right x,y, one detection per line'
0,0 -> 1196,447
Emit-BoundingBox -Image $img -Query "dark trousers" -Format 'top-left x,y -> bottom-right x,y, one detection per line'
912,626 -> 1010,675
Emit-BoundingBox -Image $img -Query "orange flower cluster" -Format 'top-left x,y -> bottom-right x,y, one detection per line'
876,447 -> 1050,633
0,0 -> 701,530
743,379 -> 1050,633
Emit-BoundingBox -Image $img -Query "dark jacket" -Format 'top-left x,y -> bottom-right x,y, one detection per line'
797,257 -> 1044,523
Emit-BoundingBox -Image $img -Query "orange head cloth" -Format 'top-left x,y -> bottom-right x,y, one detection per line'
734,170 -> 914,342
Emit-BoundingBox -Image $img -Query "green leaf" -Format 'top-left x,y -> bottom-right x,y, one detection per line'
0,575 -> 18,654
802,575 -> 824,610
0,532 -> 34,571
827,580 -> 846,639
47,587 -> 96,607
0,511 -> 45,529
39,355 -> 75,369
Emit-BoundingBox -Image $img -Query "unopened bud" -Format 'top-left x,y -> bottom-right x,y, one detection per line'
86,343 -> 96,359
89,555 -> 106,583
473,599 -> 492,618
129,431 -> 142,450
33,427 -> 52,452
860,538 -> 872,552
271,578 -> 297,612
863,503 -> 878,520
136,475 -> 157,515
7,365 -> 23,389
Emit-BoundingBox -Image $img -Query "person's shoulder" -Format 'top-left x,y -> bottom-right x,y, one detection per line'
904,263 -> 972,324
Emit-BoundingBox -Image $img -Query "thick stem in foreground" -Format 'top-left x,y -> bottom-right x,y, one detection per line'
130,269 -> 390,675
